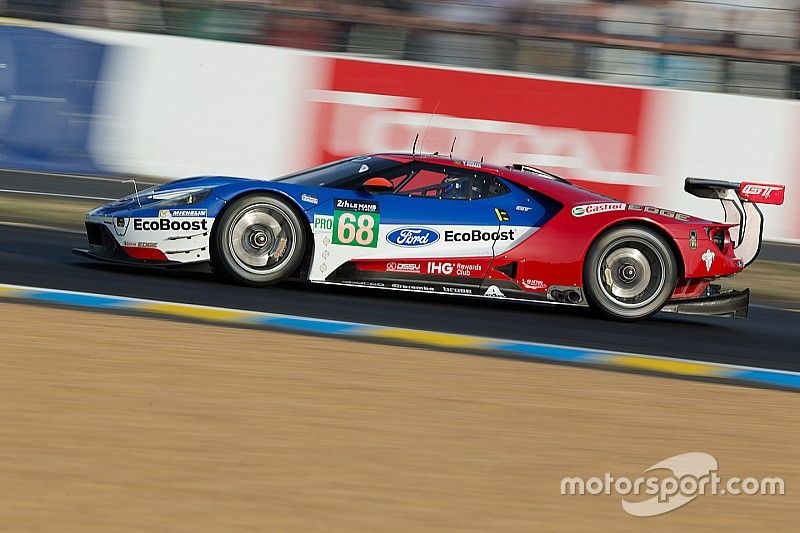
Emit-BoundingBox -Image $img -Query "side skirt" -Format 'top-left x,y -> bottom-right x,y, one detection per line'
309,279 -> 585,308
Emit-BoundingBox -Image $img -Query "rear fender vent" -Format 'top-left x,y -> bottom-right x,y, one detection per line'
493,261 -> 518,279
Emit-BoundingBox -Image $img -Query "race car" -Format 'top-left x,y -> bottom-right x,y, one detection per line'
74,153 -> 786,320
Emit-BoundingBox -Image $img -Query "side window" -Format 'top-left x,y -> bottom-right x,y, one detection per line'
479,176 -> 511,199
331,162 -> 414,190
396,169 -> 449,197
334,162 -> 510,200
387,174 -> 409,188
396,168 -> 510,200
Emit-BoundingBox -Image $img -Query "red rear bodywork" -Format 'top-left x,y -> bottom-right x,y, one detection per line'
380,154 -> 743,302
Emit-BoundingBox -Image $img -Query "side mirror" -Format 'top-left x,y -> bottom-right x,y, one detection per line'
362,177 -> 394,194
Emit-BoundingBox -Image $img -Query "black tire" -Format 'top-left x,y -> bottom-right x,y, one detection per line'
211,194 -> 306,286
583,226 -> 677,320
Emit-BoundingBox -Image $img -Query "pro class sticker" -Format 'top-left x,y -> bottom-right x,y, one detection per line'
332,198 -> 380,248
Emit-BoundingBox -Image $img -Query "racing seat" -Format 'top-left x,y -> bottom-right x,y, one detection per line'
440,174 -> 488,200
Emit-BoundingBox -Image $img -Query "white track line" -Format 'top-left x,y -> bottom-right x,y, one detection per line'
0,167 -> 161,184
0,189 -> 115,201
0,221 -> 84,234
752,304 -> 800,314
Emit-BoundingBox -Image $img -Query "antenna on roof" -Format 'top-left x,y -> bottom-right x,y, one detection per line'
480,155 -> 484,163
122,179 -> 142,207
420,97 -> 441,154
412,133 -> 419,156
449,137 -> 457,159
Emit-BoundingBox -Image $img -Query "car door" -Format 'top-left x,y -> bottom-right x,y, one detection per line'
308,163 -> 503,294
481,177 -> 561,297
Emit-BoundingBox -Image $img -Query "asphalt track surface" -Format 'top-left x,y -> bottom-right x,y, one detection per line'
0,168 -> 798,374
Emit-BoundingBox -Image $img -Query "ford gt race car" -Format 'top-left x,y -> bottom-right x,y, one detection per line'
75,153 -> 786,320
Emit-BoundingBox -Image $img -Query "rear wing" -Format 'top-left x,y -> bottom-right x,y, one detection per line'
684,178 -> 785,267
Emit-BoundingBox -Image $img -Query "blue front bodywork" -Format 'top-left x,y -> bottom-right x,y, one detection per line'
84,172 -> 561,272
138,174 -> 562,228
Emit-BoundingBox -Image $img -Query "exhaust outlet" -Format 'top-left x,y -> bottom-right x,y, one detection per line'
549,287 -> 582,304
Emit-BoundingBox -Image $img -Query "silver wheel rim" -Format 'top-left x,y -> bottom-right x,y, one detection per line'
227,203 -> 297,275
596,238 -> 665,309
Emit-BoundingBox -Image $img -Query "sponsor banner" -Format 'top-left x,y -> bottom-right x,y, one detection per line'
626,204 -> 690,221
521,279 -> 547,291
160,209 -> 208,218
356,259 -> 489,277
386,261 -> 422,274
123,241 -> 158,248
383,225 -> 532,257
444,229 -> 516,242
386,227 -> 440,247
390,282 -> 435,292
309,224 -> 536,282
315,58 -> 647,204
571,203 -> 625,217
133,218 -> 209,232
426,261 -> 483,276
441,286 -> 474,295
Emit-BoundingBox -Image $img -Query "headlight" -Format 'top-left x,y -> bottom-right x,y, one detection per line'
149,187 -> 211,206
109,185 -> 212,208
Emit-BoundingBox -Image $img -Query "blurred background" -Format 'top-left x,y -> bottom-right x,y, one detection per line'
2,0 -> 800,98
0,6 -> 799,530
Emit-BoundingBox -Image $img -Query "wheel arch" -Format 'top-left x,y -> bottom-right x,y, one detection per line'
584,219 -> 685,281
211,188 -> 314,279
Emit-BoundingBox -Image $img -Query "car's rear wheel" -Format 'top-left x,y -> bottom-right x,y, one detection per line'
212,194 -> 305,286
583,226 -> 677,320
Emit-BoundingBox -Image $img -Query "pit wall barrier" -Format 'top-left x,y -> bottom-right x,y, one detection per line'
0,19 -> 797,242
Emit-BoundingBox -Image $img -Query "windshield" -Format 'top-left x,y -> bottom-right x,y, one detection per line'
274,156 -> 401,187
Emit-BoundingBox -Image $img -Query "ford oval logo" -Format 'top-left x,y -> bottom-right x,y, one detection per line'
386,227 -> 440,247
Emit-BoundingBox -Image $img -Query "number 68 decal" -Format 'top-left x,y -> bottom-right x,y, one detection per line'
332,210 -> 380,248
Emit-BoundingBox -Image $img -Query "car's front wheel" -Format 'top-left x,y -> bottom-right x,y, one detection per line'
212,194 -> 306,286
583,226 -> 677,320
